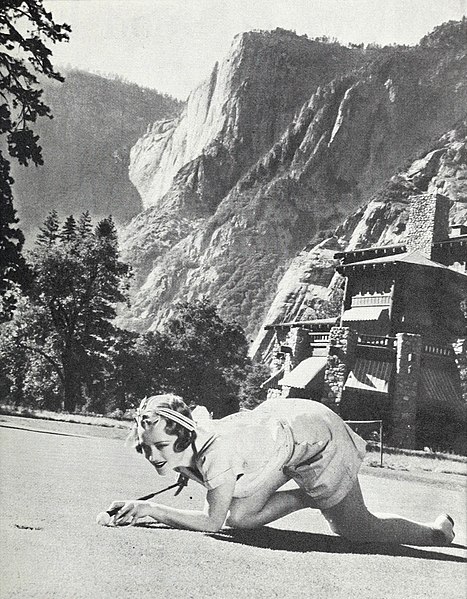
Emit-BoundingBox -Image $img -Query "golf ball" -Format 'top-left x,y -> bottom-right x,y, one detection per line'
96,511 -> 112,526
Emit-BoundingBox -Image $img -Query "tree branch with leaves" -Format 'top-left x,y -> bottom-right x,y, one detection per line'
1,0 -> 70,166
0,1 -> 70,321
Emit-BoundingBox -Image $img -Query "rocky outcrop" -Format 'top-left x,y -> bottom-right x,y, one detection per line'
252,120 -> 467,361
118,22 -> 467,344
129,30 -> 360,210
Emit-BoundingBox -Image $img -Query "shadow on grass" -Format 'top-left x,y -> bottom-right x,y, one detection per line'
133,522 -> 466,562
208,527 -> 467,562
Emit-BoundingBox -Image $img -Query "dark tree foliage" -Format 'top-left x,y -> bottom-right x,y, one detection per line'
0,1 -> 70,166
1,286 -> 262,415
238,361 -> 271,411
0,1 -> 70,320
165,299 -> 250,417
77,210 -> 93,238
0,156 -> 27,321
60,215 -> 77,242
3,212 -> 132,411
88,302 -> 258,417
1,212 -> 259,414
36,208 -> 59,246
93,330 -> 175,415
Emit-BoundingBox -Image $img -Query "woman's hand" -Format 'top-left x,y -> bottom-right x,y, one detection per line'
107,500 -> 154,526
106,473 -> 237,531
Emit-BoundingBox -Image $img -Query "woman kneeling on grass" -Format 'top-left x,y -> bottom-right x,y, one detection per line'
106,394 -> 454,545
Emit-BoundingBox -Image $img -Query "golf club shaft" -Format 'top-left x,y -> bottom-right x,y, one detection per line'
106,481 -> 181,517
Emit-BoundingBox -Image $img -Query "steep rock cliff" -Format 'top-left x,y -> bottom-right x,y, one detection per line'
129,29 -> 361,209
119,22 -> 467,342
121,30 -> 362,299
252,119 -> 467,360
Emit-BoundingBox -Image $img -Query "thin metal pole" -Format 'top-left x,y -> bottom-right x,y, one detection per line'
379,420 -> 383,467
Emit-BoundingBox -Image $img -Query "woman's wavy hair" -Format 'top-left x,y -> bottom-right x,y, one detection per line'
128,394 -> 196,453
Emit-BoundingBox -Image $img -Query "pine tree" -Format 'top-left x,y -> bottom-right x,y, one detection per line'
77,211 -> 93,239
95,216 -> 117,241
61,215 -> 77,243
36,210 -> 60,247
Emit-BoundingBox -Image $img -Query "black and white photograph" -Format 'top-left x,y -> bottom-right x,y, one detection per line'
1,1 -> 466,597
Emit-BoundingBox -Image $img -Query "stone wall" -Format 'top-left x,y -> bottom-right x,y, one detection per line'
267,327 -> 292,374
293,328 -> 313,365
390,332 -> 423,448
405,194 -> 451,258
322,327 -> 357,411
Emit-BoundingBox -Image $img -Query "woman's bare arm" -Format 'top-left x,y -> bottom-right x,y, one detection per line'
109,471 -> 237,532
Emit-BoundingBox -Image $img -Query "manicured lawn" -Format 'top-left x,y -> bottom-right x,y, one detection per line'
0,417 -> 465,599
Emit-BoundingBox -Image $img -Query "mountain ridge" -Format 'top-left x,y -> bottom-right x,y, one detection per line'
118,22 -> 467,340
129,29 -> 363,210
8,21 -> 467,346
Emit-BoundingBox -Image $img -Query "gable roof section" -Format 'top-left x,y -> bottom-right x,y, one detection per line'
344,359 -> 393,394
337,250 -> 467,282
420,367 -> 465,417
279,357 -> 327,389
342,306 -> 390,322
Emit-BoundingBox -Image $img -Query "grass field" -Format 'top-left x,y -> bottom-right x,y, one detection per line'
2,404 -> 466,476
0,414 -> 466,599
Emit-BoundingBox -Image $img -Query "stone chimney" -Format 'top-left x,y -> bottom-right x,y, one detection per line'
405,194 -> 451,258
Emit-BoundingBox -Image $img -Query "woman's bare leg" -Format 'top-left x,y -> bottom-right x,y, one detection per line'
226,470 -> 318,529
321,478 -> 454,546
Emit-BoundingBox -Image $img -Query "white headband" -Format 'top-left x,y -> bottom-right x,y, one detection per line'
154,408 -> 196,431
135,397 -> 196,432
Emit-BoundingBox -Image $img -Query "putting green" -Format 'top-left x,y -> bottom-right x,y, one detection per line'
1,419 -> 465,599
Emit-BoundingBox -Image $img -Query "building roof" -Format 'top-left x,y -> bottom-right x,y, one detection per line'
420,367 -> 465,417
336,235 -> 466,265
337,250 -> 467,282
342,306 -> 390,322
344,359 -> 393,394
339,250 -> 446,268
265,318 -> 337,330
260,367 -> 285,389
279,357 -> 327,389
335,244 -> 405,261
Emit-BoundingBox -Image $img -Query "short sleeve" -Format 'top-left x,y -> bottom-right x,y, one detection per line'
196,436 -> 244,491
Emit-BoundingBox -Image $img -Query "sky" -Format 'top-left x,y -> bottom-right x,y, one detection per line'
44,0 -> 467,100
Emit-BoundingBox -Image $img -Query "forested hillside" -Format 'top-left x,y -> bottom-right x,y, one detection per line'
11,69 -> 183,242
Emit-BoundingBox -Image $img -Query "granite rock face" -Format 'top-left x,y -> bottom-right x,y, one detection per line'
252,120 -> 467,360
118,24 -> 467,345
129,30 -> 360,210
